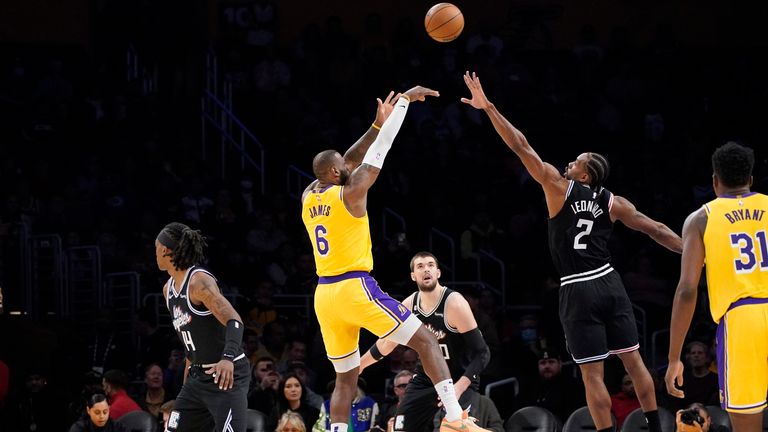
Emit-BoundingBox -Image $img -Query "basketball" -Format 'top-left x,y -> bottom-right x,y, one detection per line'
425,3 -> 464,43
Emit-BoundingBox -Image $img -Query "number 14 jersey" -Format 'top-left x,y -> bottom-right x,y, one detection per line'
548,180 -> 615,277
302,184 -> 373,277
703,192 -> 768,322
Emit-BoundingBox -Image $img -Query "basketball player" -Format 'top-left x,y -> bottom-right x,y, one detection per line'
302,87 -> 490,432
155,222 -> 248,432
666,142 -> 768,432
359,251 -> 491,432
461,71 -> 682,432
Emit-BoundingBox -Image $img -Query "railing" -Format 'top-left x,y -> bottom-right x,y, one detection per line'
287,165 -> 314,200
26,234 -> 64,319
143,293 -> 172,329
202,48 -> 265,192
126,44 -> 157,95
428,227 -> 456,284
485,376 -> 519,398
104,272 -> 141,310
382,207 -> 406,243
201,90 -> 265,192
63,246 -> 103,318
476,249 -> 507,307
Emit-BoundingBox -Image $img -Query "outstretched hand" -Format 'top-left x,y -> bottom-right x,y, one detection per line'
460,71 -> 491,109
664,359 -> 685,399
403,85 -> 439,102
374,91 -> 399,128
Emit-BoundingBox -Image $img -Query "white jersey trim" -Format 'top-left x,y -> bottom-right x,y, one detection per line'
560,263 -> 612,281
185,268 -> 216,316
560,266 -> 614,286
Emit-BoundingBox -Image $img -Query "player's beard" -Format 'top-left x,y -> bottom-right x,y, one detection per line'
417,278 -> 438,292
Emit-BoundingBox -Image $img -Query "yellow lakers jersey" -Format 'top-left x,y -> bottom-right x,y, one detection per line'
301,184 -> 373,276
703,192 -> 768,322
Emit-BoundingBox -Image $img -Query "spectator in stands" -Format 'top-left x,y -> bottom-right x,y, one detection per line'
611,373 -> 641,429
244,328 -> 274,366
287,361 -> 323,410
284,251 -> 318,295
270,372 -> 320,432
102,369 -> 141,420
246,211 -> 289,255
262,320 -> 289,360
502,314 -> 544,379
435,392 -> 504,432
68,393 -> 128,432
376,369 -> 413,431
278,411 -> 307,432
398,347 -> 418,374
6,368 -> 68,432
163,346 -> 185,398
673,341 -> 719,410
266,242 -> 299,290
137,363 -> 172,421
249,359 -> 282,417
278,338 -> 308,374
244,279 -> 279,337
675,402 -> 729,432
516,348 -> 585,424
317,377 -> 378,432
251,356 -> 278,391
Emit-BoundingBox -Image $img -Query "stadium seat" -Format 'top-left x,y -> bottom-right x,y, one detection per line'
562,406 -> 616,432
246,409 -> 266,432
620,407 -> 675,432
705,405 -> 732,431
117,410 -> 158,432
504,406 -> 561,432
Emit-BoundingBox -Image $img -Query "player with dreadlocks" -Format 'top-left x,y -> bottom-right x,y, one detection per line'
155,222 -> 248,432
461,71 -> 682,432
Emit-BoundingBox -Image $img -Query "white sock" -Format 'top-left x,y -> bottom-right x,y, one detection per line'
434,379 -> 462,422
331,423 -> 348,432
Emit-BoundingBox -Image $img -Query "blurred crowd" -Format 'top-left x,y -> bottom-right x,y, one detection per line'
0,1 -> 766,430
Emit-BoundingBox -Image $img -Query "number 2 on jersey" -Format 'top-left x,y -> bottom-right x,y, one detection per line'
730,231 -> 768,273
573,219 -> 594,250
314,225 -> 329,256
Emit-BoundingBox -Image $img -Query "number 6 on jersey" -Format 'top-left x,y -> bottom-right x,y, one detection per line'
315,225 -> 329,255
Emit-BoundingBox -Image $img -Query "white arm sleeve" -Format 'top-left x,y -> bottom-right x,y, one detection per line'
362,96 -> 410,168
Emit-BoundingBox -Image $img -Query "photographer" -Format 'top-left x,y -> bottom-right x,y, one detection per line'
676,403 -> 729,432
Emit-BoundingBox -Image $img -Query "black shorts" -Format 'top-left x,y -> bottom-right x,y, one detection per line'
558,270 -> 639,364
166,359 -> 250,432
393,373 -> 476,432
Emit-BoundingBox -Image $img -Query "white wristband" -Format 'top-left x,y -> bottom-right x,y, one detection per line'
362,96 -> 410,168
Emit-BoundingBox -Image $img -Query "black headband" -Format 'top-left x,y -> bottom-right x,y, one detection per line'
157,231 -> 177,249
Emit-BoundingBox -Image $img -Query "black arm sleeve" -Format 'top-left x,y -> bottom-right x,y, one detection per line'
461,328 -> 490,380
222,319 -> 244,361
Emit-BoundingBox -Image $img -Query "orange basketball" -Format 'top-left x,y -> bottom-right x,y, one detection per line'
425,3 -> 464,43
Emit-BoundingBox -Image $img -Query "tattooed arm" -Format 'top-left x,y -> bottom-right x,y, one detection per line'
188,272 -> 243,390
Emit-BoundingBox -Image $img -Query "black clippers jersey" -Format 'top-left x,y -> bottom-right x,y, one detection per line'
166,266 -> 235,364
412,287 -> 479,389
548,181 -> 614,277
